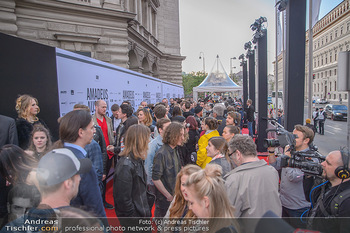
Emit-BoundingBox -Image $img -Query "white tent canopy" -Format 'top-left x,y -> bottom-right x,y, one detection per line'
193,55 -> 242,101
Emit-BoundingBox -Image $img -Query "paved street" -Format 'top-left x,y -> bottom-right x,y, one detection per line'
304,103 -> 348,156
313,119 -> 347,156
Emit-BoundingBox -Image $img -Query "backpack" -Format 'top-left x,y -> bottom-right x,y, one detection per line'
318,188 -> 350,217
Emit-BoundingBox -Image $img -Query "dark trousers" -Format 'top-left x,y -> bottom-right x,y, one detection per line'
313,120 -> 319,133
0,176 -> 10,228
282,206 -> 309,229
318,120 -> 325,135
154,198 -> 170,218
102,157 -> 113,203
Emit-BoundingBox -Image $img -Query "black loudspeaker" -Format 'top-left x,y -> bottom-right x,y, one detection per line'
335,148 -> 350,179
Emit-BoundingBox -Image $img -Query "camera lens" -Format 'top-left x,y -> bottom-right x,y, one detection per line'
263,139 -> 280,148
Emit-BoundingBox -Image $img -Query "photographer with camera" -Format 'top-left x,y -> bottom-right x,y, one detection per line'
303,149 -> 350,233
268,125 -> 314,229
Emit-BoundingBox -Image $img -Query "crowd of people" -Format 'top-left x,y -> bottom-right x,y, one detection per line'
0,94 -> 349,233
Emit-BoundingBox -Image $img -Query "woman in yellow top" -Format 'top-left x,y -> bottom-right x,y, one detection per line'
196,117 -> 220,168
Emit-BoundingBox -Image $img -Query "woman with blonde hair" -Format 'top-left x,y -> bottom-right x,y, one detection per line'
15,94 -> 48,149
207,137 -> 233,177
136,108 -> 155,135
25,124 -> 52,161
185,164 -> 238,233
166,164 -> 201,218
196,117 -> 220,168
113,124 -> 152,218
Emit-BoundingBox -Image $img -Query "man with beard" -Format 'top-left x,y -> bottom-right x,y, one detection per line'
1,148 -> 93,232
268,125 -> 313,229
93,100 -> 115,209
303,149 -> 350,232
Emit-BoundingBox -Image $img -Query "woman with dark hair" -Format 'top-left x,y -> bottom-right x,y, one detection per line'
25,124 -> 52,161
114,124 -> 152,218
171,105 -> 185,123
183,116 -> 199,164
207,137 -> 233,177
15,94 -> 49,150
222,125 -> 241,142
0,144 -> 38,186
196,117 -> 220,168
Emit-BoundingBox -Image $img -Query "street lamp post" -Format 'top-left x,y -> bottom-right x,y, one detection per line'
199,52 -> 205,74
230,57 -> 236,80
251,16 -> 268,152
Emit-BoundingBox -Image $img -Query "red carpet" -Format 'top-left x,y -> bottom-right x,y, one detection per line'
105,180 -> 155,218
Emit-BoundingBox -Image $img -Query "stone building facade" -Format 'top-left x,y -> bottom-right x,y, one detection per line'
274,0 -> 350,103
0,0 -> 184,85
305,0 -> 350,102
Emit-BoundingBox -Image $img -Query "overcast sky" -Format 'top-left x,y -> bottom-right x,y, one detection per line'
179,0 -> 343,75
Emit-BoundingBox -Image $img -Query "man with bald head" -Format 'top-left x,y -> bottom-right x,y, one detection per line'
304,149 -> 350,232
92,99 -> 115,209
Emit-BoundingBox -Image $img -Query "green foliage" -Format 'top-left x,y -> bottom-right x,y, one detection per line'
230,73 -> 239,84
182,71 -> 206,97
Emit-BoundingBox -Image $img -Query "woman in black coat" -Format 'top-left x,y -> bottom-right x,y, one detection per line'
113,124 -> 152,218
15,95 -> 49,150
177,116 -> 199,166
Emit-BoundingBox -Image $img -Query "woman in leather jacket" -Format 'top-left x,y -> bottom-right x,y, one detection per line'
113,124 -> 152,218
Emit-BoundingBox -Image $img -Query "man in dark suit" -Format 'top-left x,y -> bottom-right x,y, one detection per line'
0,115 -> 18,228
0,115 -> 18,146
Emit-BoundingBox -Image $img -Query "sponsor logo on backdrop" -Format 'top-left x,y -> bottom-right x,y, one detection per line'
87,88 -> 109,113
71,90 -> 74,95
60,91 -> 67,94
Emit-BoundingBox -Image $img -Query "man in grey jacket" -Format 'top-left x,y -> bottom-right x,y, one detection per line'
225,135 -> 281,233
268,124 -> 314,229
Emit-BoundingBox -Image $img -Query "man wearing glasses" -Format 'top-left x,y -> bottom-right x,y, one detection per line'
225,134 -> 281,219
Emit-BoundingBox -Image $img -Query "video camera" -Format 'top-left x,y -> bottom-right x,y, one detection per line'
264,118 -> 325,177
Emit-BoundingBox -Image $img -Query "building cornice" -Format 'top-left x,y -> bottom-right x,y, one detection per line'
311,0 -> 350,37
18,0 -> 136,21
162,53 -> 186,61
54,33 -> 100,43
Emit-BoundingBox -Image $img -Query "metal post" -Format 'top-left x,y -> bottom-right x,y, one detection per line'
348,90 -> 350,148
199,52 -> 205,74
242,61 -> 248,111
275,0 -> 279,113
284,0 -> 306,132
248,50 -> 256,108
230,58 -> 233,79
308,0 -> 313,120
257,30 -> 268,152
